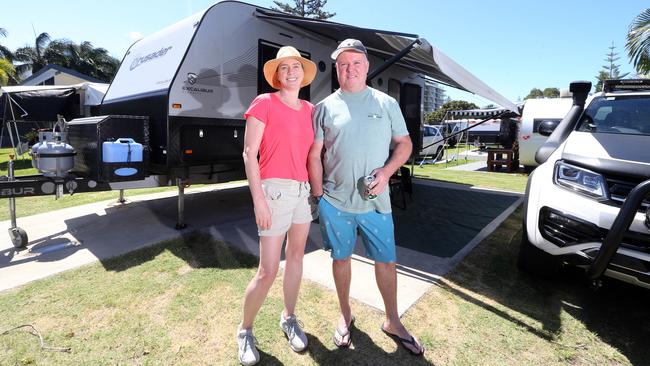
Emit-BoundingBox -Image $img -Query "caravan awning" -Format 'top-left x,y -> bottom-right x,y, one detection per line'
255,9 -> 519,114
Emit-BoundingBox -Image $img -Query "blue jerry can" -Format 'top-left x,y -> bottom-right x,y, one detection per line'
102,138 -> 143,163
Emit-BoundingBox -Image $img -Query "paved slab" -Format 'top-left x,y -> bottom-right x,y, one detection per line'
0,180 -> 521,316
445,160 -> 490,171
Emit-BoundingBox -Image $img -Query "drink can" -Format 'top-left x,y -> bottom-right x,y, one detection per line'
363,175 -> 377,200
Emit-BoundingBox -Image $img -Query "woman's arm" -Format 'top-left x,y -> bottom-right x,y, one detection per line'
243,116 -> 271,230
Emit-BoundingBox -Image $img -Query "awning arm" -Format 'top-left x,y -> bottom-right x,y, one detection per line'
367,38 -> 422,82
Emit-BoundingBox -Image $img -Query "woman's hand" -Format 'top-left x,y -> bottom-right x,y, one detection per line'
254,200 -> 272,230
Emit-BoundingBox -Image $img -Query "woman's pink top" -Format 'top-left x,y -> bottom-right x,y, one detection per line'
244,93 -> 314,181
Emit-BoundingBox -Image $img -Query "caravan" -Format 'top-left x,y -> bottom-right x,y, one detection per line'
1,1 -> 518,247
517,97 -> 573,170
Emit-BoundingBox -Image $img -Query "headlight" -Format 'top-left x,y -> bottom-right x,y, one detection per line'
554,161 -> 608,199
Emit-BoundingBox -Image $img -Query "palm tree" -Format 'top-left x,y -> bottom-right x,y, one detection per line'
0,58 -> 17,85
13,32 -> 51,75
47,40 -> 119,82
0,27 -> 12,60
68,41 -> 116,81
11,32 -> 119,83
626,8 -> 650,75
43,39 -> 73,67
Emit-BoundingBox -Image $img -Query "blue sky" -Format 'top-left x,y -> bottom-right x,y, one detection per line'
2,0 -> 647,107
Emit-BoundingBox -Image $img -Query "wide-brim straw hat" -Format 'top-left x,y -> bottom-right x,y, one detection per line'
263,46 -> 317,89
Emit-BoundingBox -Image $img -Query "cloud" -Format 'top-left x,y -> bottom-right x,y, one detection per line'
129,32 -> 143,41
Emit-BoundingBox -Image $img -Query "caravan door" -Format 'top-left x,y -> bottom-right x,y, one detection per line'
387,79 -> 422,154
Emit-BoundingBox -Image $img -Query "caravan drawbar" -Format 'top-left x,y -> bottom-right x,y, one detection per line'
2,1 -> 517,248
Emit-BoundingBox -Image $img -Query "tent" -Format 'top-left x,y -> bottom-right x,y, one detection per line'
0,82 -> 109,148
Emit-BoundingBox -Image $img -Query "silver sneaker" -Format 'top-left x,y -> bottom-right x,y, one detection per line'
237,328 -> 260,366
280,313 -> 308,352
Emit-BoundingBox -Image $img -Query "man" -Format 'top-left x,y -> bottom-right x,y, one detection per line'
308,39 -> 424,356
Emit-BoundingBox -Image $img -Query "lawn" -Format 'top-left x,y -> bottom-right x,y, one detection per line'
411,162 -> 529,193
1,209 -> 647,365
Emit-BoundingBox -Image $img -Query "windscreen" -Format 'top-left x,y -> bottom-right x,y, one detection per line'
576,95 -> 650,136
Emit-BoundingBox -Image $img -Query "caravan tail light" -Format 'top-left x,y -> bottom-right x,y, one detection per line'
184,149 -> 193,155
172,103 -> 182,109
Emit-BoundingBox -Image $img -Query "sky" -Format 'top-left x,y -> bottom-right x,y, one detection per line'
2,0 -> 648,107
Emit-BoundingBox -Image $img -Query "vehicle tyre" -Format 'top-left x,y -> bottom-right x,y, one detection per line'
435,146 -> 444,160
448,136 -> 457,148
518,217 -> 560,277
9,227 -> 28,249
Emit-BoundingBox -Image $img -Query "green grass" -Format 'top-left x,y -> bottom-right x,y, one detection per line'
412,163 -> 529,193
0,148 -> 38,176
1,211 -> 647,365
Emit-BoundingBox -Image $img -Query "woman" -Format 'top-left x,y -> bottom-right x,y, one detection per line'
236,46 -> 317,366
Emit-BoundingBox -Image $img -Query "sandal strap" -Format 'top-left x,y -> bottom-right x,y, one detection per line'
335,326 -> 350,337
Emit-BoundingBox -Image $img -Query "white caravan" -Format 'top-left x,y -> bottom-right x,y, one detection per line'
100,0 -> 517,180
518,97 -> 573,170
2,0 -> 518,247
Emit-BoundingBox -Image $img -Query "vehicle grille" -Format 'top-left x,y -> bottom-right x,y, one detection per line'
539,206 -> 650,252
539,207 -> 606,247
605,176 -> 650,211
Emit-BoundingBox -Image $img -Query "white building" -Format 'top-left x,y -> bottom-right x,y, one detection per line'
423,78 -> 446,113
19,64 -> 104,86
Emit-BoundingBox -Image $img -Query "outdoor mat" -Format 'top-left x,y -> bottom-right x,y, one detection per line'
392,184 -> 519,258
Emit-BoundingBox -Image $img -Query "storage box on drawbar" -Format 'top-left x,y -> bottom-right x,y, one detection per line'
67,115 -> 149,182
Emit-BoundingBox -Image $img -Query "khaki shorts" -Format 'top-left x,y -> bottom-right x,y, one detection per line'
258,178 -> 314,237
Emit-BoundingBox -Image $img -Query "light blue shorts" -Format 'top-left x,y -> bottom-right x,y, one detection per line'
318,198 -> 396,263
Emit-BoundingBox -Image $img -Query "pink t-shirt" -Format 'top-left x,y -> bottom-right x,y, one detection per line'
244,93 -> 314,181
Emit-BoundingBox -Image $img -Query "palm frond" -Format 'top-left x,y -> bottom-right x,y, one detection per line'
626,8 -> 650,74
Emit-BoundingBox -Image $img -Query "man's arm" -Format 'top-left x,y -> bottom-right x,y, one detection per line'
307,140 -> 324,197
369,135 -> 412,196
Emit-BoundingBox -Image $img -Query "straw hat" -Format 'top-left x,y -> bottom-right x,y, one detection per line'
263,46 -> 317,89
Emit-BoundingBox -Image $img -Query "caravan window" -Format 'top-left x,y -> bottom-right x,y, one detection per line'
533,118 -> 561,133
387,79 -> 400,103
258,40 -> 311,101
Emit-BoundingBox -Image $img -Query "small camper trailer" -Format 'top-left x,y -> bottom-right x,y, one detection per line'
1,1 -> 517,248
517,97 -> 573,170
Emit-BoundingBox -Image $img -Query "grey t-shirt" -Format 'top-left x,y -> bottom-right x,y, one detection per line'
313,87 -> 409,214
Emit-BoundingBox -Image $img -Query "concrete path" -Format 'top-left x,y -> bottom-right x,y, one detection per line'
0,180 -> 521,316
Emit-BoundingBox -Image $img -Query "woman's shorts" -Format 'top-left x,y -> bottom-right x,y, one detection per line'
258,178 -> 314,237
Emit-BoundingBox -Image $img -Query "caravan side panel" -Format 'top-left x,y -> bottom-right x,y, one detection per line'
101,11 -> 204,169
166,1 -> 337,169
103,11 -> 204,103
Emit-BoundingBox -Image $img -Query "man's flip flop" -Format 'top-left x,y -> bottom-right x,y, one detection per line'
380,326 -> 425,356
333,316 -> 355,348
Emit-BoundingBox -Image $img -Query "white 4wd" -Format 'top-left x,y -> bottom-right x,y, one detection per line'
520,79 -> 650,288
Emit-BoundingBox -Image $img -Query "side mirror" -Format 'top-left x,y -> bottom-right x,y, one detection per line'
538,120 -> 560,136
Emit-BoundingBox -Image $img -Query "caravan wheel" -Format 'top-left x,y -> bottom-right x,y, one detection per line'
9,227 -> 28,249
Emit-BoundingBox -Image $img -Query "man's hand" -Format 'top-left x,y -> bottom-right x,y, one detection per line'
368,167 -> 391,196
